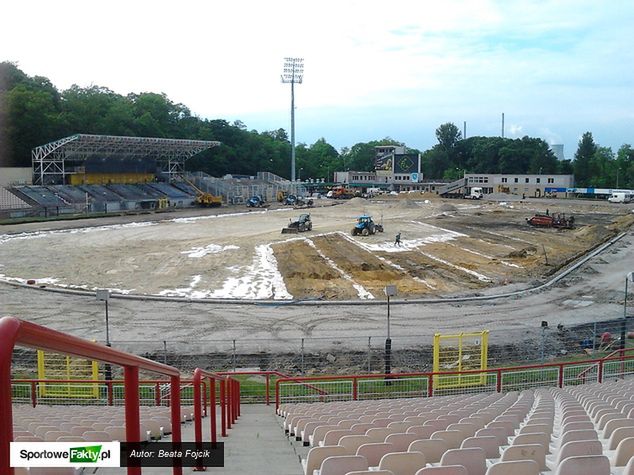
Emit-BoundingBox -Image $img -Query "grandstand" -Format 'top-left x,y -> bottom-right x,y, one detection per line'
3,316 -> 634,474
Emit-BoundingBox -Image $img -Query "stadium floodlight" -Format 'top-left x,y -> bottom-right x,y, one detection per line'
281,57 -> 304,182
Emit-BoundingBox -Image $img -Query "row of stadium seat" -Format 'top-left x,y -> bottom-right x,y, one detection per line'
280,379 -> 634,475
11,403 -> 195,443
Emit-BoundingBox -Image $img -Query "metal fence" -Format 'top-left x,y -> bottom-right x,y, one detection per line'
11,316 -> 630,379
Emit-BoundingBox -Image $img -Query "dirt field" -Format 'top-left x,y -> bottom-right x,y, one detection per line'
0,195 -> 632,301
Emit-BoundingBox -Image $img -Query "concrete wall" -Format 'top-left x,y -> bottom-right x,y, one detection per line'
0,167 -> 32,186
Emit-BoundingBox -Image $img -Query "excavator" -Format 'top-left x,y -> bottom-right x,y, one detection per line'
180,176 -> 222,207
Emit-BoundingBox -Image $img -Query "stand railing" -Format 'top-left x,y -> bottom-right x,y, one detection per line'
1,316 -> 183,475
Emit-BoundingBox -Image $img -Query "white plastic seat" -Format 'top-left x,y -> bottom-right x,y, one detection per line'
554,454 -> 610,475
440,447 -> 487,475
378,451 -> 427,475
484,460 -> 540,475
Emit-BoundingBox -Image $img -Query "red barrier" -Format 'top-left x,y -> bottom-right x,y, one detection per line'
192,369 -> 240,471
0,317 -> 183,475
274,350 -> 634,410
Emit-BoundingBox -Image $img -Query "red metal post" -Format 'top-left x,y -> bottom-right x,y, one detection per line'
558,364 -> 564,388
265,373 -> 270,406
220,379 -> 227,437
0,317 -> 19,475
170,374 -> 183,475
210,379 -> 217,444
202,381 -> 208,417
353,377 -> 358,400
155,382 -> 161,407
275,379 -> 280,411
496,369 -> 502,393
124,365 -> 141,475
225,378 -> 233,429
237,380 -> 241,418
598,359 -> 604,383
193,369 -> 203,447
30,381 -> 37,408
107,380 -> 113,406
427,374 -> 433,397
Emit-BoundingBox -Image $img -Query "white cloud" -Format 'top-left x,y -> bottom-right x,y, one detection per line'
1,0 -> 632,154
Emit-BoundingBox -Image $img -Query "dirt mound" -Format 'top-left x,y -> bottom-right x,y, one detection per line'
390,199 -> 420,209
487,193 -> 522,202
346,197 -> 367,206
439,204 -> 457,212
507,246 -> 538,258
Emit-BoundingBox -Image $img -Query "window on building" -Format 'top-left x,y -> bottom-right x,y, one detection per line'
502,177 -> 508,183
548,178 -> 554,184
525,178 -> 530,183
536,178 -> 540,183
514,178 -> 519,183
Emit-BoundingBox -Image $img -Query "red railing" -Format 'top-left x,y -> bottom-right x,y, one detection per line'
216,370 -> 327,405
0,317 -> 183,475
576,348 -> 634,383
10,378 -> 196,408
274,351 -> 634,409
192,369 -> 240,472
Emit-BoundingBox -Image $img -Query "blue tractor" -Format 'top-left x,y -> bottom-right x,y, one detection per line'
246,195 -> 266,208
351,215 -> 384,236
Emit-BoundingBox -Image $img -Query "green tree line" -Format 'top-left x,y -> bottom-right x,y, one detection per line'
1,62 -> 631,187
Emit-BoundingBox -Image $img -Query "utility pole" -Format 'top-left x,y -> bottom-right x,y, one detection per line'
281,58 -> 304,182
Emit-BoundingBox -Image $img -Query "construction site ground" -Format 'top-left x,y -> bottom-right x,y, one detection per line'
1,194 -> 633,354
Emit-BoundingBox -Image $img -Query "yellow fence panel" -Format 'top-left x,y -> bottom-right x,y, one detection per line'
433,330 -> 489,389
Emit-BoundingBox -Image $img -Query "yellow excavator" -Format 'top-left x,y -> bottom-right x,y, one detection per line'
181,176 -> 222,207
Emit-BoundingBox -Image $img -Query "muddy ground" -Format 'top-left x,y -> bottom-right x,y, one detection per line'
1,195 -> 632,301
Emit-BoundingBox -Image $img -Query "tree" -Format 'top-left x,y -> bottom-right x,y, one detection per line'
435,122 -> 462,153
573,132 -> 597,186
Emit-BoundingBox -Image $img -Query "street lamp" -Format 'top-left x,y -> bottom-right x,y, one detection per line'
96,289 -> 112,380
281,57 -> 304,182
299,167 -> 304,182
621,272 -> 634,352
616,168 -> 621,188
384,285 -> 397,382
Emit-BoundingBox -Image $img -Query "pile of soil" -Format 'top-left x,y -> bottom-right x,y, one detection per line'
390,200 -> 420,209
439,204 -> 458,212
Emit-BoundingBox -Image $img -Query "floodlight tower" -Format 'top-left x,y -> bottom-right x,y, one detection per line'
281,57 -> 304,181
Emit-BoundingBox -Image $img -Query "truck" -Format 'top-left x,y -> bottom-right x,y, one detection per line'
608,192 -> 632,203
466,187 -> 484,200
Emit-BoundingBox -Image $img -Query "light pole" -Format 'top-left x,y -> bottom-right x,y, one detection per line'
96,289 -> 112,380
384,285 -> 397,383
621,272 -> 634,352
616,168 -> 621,188
299,167 -> 303,182
281,57 -> 304,182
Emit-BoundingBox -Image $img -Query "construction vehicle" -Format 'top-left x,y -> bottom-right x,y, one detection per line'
327,186 -> 356,199
526,213 -> 575,229
351,215 -> 384,236
466,187 -> 484,200
281,214 -> 313,234
246,195 -> 267,208
282,194 -> 314,207
181,176 -> 222,207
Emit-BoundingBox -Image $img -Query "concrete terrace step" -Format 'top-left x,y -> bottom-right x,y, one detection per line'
98,404 -> 302,474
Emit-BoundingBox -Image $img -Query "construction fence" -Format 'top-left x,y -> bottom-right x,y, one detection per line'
10,316 -> 633,379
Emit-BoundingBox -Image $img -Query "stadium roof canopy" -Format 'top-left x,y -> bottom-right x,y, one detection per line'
32,134 -> 221,185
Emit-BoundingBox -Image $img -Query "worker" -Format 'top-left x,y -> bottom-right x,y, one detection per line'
395,232 -> 402,247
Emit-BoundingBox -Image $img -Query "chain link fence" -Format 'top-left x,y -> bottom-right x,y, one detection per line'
10,317 -> 633,379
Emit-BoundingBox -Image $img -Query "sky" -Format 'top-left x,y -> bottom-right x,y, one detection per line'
2,0 -> 633,159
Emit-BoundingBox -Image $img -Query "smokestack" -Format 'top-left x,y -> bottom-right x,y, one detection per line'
463,121 -> 467,139
501,113 -> 505,138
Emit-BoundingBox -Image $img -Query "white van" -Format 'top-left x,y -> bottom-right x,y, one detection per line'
608,192 -> 632,203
